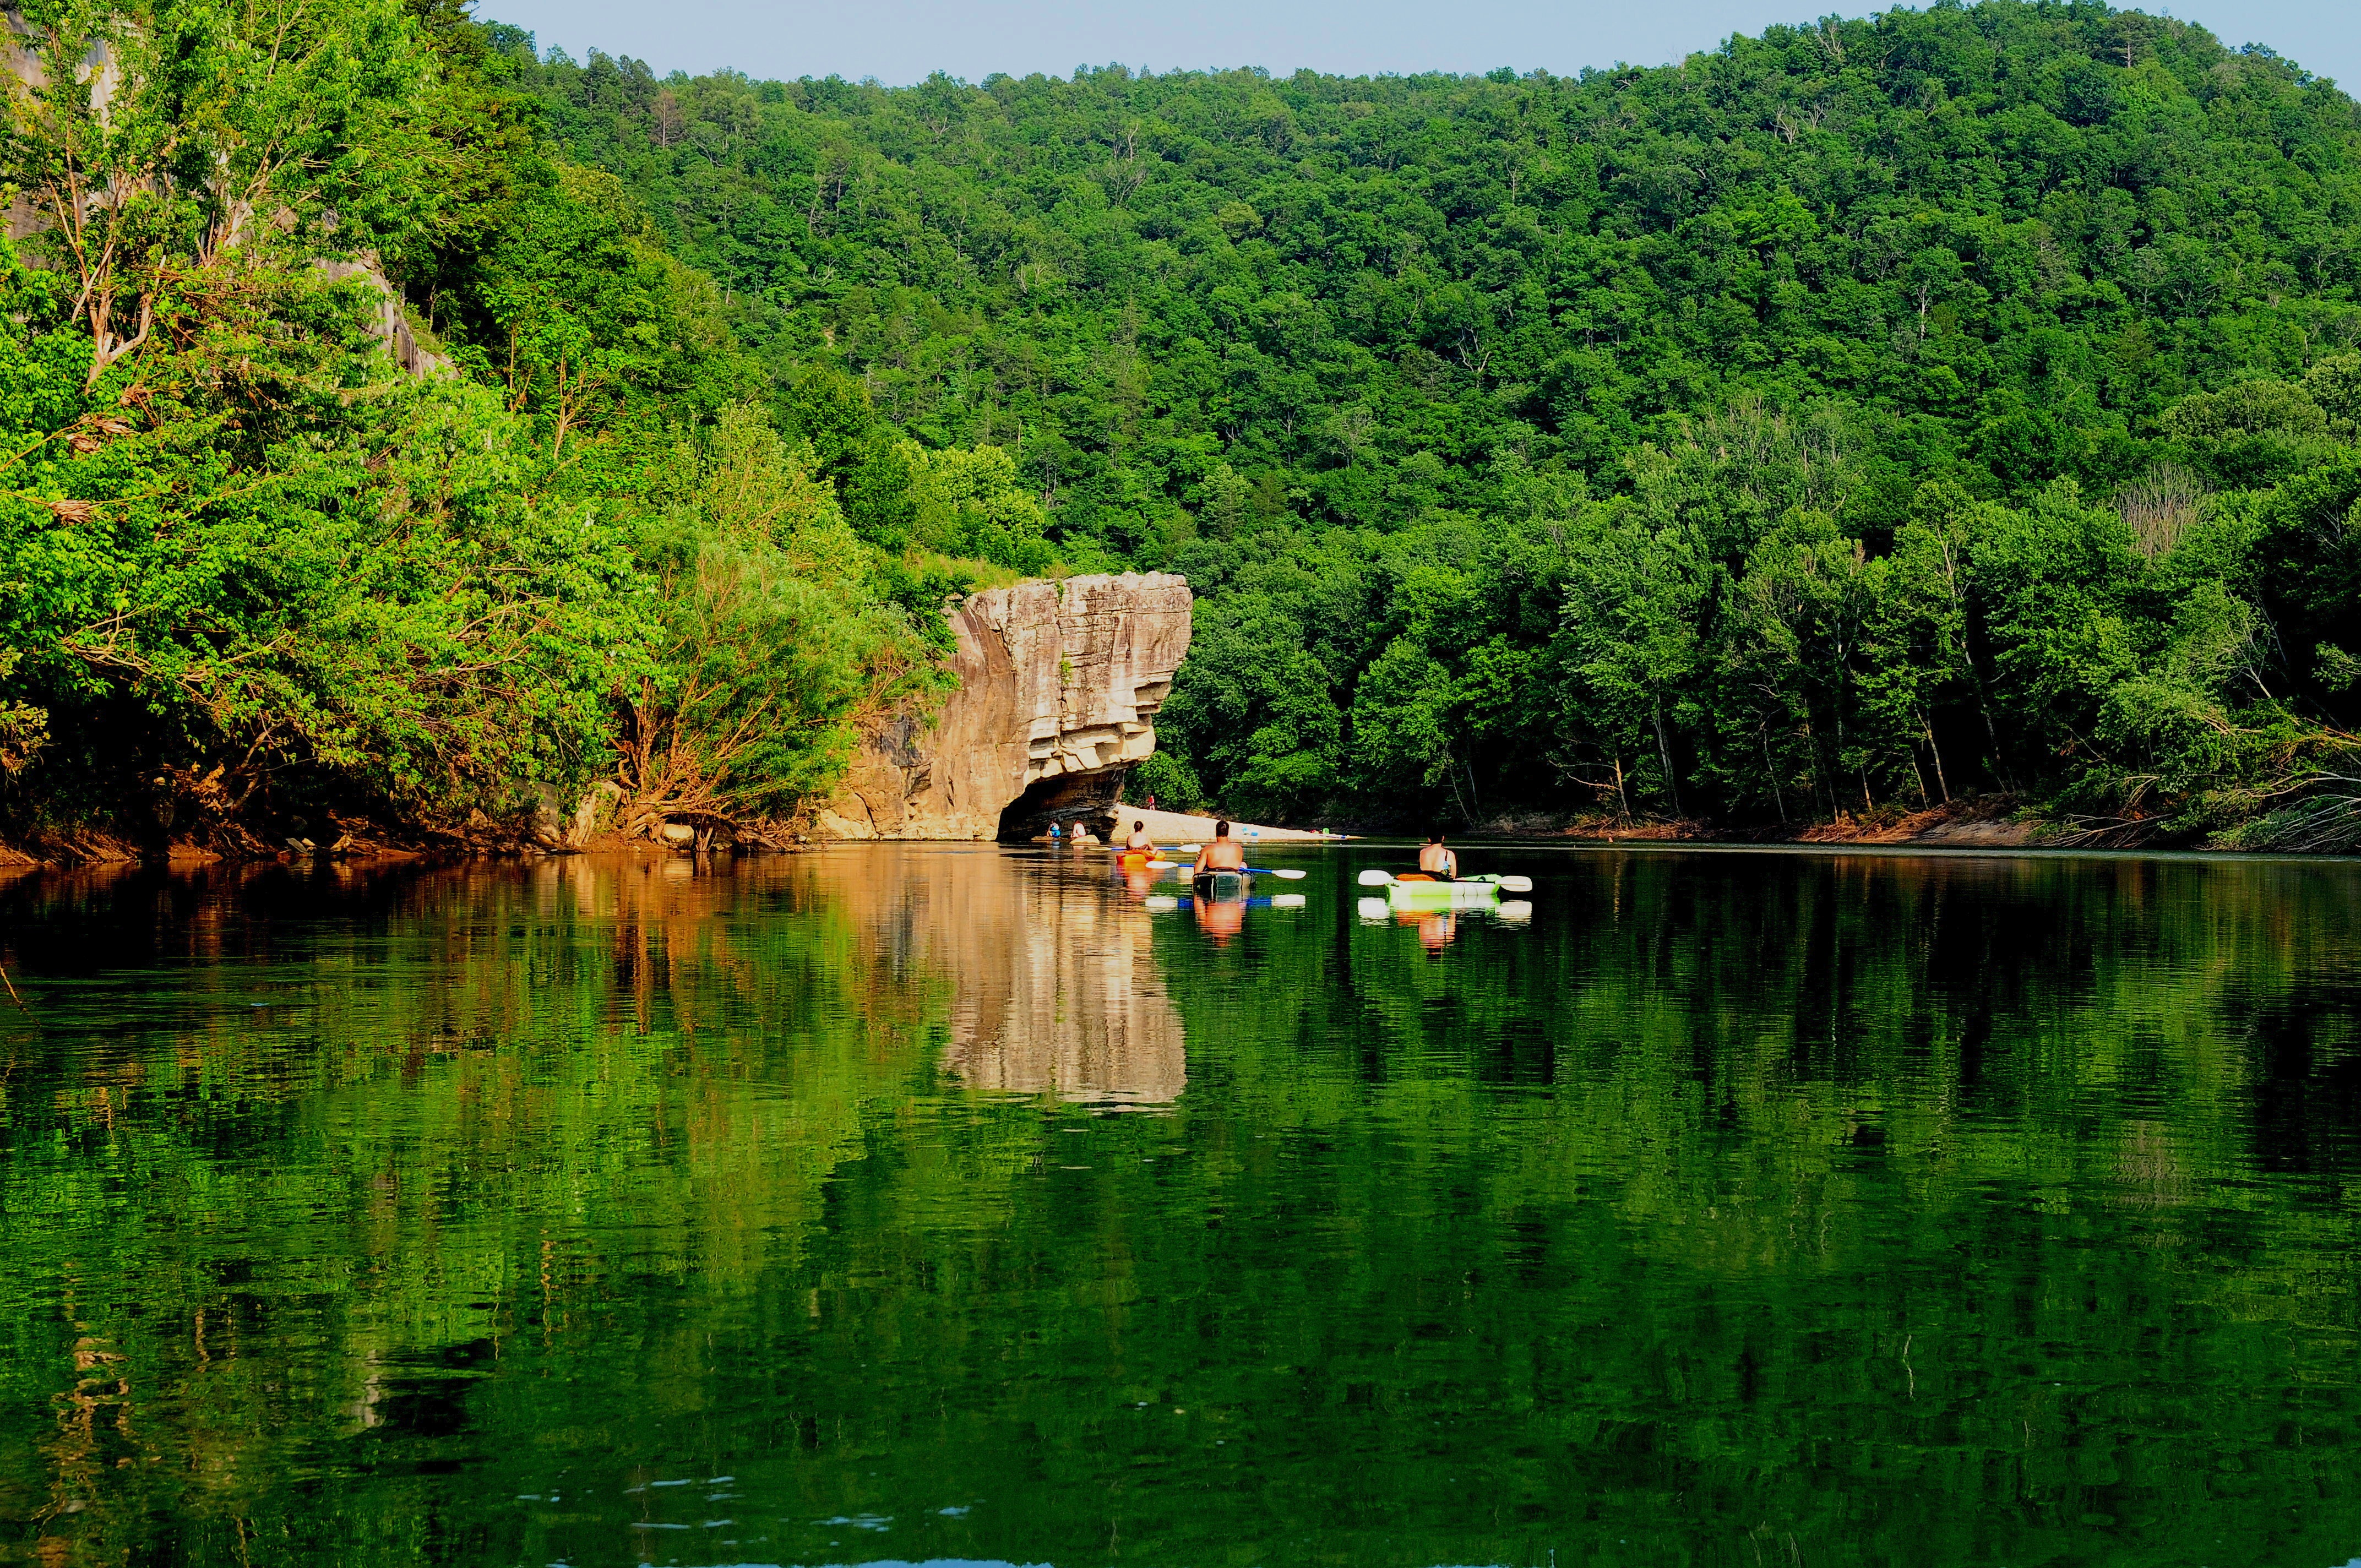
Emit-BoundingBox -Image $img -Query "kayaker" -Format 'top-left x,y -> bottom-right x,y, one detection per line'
1417,831 -> 1458,879
1193,821 -> 1248,875
1125,819 -> 1154,851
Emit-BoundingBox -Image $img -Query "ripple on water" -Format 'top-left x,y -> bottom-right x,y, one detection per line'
4,846 -> 2361,1566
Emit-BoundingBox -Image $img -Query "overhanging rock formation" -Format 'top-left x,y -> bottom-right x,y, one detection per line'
816,572 -> 1192,841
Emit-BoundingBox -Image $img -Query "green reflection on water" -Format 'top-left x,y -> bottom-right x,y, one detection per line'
2,845 -> 2359,1566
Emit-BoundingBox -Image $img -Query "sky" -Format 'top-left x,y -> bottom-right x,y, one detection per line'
482,0 -> 2361,92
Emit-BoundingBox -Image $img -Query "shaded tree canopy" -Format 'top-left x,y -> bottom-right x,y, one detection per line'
10,0 -> 2361,848
514,1 -> 2361,841
0,0 -> 955,848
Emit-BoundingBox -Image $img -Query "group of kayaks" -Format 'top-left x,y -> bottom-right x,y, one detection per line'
1110,845 -> 1532,908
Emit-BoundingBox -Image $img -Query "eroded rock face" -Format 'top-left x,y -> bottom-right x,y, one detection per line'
817,572 -> 1191,841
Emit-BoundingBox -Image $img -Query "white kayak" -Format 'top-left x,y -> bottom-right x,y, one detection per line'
1357,870 -> 1532,907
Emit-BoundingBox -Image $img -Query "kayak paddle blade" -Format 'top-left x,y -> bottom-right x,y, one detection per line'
1356,869 -> 1395,887
1497,875 -> 1533,893
1265,867 -> 1308,880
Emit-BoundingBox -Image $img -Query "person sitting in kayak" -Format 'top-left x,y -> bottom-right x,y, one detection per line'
1125,819 -> 1154,851
1417,831 -> 1458,879
1193,821 -> 1248,875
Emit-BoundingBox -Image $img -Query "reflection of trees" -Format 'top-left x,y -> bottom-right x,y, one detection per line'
0,852 -> 971,1559
0,848 -> 1192,1558
1120,850 -> 2361,1561
2,851 -> 2360,1563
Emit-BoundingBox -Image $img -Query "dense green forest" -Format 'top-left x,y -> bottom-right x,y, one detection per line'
510,0 -> 2361,842
0,0 -> 978,852
6,0 -> 2361,845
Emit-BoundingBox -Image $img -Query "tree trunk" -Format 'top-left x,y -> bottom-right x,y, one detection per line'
1443,749 -> 1473,824
1803,718 -> 1826,819
1922,714 -> 1950,804
1975,684 -> 2010,790
1760,727 -> 1786,823
1652,699 -> 1683,818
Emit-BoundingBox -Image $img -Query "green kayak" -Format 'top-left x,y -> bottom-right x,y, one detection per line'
1384,875 -> 1503,909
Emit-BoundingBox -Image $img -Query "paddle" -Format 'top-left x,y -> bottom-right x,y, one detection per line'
1149,860 -> 1305,879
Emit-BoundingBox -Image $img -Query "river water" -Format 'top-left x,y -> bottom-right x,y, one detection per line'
2,844 -> 2358,1566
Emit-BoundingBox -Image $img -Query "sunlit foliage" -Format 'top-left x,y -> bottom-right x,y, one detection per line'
521,2 -> 2361,839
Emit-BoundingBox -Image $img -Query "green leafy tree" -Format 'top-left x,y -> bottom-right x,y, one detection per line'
1558,501 -> 1713,816
0,2 -> 964,848
2,0 -> 430,387
613,406 -> 940,835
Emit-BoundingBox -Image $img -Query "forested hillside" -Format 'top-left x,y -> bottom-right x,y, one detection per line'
0,0 -> 988,854
518,1 -> 2361,843
7,2 -> 2361,850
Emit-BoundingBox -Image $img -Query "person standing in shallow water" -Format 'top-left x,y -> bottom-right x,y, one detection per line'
1417,831 -> 1458,878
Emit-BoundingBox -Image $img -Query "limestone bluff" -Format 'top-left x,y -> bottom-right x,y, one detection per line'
816,573 -> 1193,841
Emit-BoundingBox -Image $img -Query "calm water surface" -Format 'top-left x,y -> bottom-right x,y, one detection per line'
3,843 -> 2360,1567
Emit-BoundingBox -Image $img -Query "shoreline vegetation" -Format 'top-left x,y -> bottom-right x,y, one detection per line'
6,2 -> 2361,865
0,793 -> 2083,870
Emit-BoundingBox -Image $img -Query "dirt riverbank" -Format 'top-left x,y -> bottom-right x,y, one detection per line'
1351,794 -> 2051,847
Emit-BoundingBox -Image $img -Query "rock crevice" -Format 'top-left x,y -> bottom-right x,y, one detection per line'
818,572 -> 1190,841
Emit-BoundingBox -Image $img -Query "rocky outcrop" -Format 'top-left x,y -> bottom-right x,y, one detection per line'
314,259 -> 453,379
818,572 -> 1192,841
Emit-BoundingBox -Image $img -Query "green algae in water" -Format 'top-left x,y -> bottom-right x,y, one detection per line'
1,845 -> 2359,1566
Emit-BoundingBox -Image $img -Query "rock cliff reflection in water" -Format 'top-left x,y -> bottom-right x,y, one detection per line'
864,846 -> 1186,1106
2,845 -> 2361,1567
